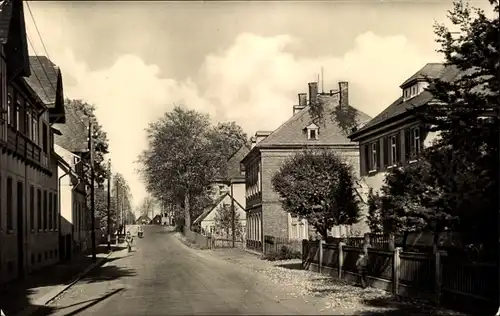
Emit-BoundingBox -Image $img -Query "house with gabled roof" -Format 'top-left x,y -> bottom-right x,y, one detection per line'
241,81 -> 372,253
193,192 -> 246,239
0,0 -> 67,283
348,63 -> 460,195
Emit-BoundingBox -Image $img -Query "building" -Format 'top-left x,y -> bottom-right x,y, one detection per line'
136,215 -> 151,225
347,63 -> 459,194
192,192 -> 246,238
241,81 -> 372,253
0,0 -> 65,283
52,100 -> 90,258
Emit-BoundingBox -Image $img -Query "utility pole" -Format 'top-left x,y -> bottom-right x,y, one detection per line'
88,121 -> 97,263
230,182 -> 236,247
107,159 -> 111,251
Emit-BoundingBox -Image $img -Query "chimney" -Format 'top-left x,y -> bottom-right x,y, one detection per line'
308,82 -> 318,105
293,93 -> 307,115
298,93 -> 307,107
250,136 -> 257,149
339,81 -> 348,108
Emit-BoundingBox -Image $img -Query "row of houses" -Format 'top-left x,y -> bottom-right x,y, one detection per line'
0,0 -> 95,284
232,63 -> 452,254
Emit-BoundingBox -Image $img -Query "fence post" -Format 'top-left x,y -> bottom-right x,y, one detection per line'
435,250 -> 443,305
393,247 -> 401,296
338,242 -> 345,279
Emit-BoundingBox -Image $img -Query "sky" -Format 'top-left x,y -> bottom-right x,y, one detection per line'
24,0 -> 494,210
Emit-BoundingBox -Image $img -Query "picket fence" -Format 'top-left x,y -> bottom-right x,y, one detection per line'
263,235 -> 302,254
302,240 -> 497,312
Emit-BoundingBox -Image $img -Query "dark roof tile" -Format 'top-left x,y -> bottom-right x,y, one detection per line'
25,56 -> 59,108
54,101 -> 88,153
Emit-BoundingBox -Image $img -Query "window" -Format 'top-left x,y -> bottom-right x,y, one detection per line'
30,186 -> 34,231
53,193 -> 58,230
32,115 -> 38,144
37,189 -> 42,231
42,123 -> 48,153
308,129 -> 317,140
43,190 -> 48,230
17,181 -> 23,231
306,123 -> 319,140
390,135 -> 397,165
412,127 -> 421,157
6,177 -> 12,231
15,100 -> 20,131
411,86 -> 417,96
370,142 -> 378,171
404,89 -> 409,98
7,93 -> 12,125
48,192 -> 53,230
25,107 -> 31,138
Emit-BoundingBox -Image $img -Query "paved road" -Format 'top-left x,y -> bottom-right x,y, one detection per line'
45,226 -> 321,315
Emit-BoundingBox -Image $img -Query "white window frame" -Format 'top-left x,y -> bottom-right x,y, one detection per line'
15,100 -> 20,131
7,93 -> 11,125
32,116 -> 38,144
307,128 -> 318,140
390,135 -> 397,166
370,142 -> 378,171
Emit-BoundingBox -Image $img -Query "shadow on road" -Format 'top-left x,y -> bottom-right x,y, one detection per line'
0,245 -> 132,316
51,288 -> 125,316
275,262 -> 304,270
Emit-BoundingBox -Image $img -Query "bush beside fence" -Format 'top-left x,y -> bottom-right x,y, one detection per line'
302,239 -> 497,313
183,228 -> 245,249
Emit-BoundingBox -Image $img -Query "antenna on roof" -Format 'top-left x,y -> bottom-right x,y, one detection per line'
321,66 -> 324,93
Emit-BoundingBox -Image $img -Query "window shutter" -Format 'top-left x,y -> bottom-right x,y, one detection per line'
396,134 -> 402,163
363,144 -> 369,175
383,137 -> 389,167
404,128 -> 411,161
376,141 -> 381,170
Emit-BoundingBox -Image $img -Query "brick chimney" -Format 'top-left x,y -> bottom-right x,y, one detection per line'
308,82 -> 318,105
293,93 -> 307,115
339,81 -> 348,108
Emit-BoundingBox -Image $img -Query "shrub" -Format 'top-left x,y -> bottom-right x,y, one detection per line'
263,245 -> 301,261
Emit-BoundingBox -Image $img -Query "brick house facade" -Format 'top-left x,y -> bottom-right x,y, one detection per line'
242,81 -> 372,253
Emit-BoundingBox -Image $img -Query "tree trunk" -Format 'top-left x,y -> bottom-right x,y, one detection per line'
402,231 -> 409,252
433,231 -> 440,254
184,192 -> 191,231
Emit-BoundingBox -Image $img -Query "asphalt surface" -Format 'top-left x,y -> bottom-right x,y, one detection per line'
45,226 -> 321,315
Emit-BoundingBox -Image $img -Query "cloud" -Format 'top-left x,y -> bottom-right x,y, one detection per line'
26,16 -> 441,206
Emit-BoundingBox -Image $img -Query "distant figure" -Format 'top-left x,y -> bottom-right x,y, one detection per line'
125,231 -> 133,252
356,249 -> 369,289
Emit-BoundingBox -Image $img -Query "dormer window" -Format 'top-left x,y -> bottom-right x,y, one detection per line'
306,123 -> 319,140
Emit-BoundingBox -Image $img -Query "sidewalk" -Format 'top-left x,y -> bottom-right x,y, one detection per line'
0,244 -> 123,316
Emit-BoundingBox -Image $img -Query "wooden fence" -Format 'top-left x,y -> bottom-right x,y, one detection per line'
303,240 -> 497,313
263,235 -> 302,254
183,229 -> 245,249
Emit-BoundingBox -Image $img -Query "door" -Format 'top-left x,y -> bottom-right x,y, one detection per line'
17,182 -> 24,278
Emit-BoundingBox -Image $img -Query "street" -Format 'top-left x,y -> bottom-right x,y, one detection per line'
44,226 -> 321,315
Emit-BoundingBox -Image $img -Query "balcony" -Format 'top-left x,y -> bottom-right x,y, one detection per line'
5,126 -> 49,171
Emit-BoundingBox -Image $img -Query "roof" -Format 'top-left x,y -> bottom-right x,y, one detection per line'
192,193 -> 245,225
255,94 -> 372,148
54,101 -> 89,153
399,63 -> 448,88
25,56 -> 61,108
226,144 -> 250,180
350,64 -> 460,139
0,0 -> 14,44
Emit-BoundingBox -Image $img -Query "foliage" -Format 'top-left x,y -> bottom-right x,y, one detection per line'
213,203 -> 243,238
138,105 -> 247,230
262,245 -> 301,261
65,99 -> 109,186
112,172 -> 133,231
271,149 -> 360,240
366,189 -> 383,234
137,196 -> 158,219
308,93 -> 359,136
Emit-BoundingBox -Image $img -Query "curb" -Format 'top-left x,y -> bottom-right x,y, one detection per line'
16,250 -> 115,316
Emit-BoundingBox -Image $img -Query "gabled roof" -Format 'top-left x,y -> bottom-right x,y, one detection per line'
1,0 -> 30,78
0,0 -> 14,44
192,193 -> 245,225
25,56 -> 61,108
255,94 -> 371,148
226,144 -> 250,180
399,63 -> 448,88
54,101 -> 89,153
349,64 -> 460,139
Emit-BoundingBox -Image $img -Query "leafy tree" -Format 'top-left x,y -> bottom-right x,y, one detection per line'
366,188 -> 383,234
271,149 -> 360,240
139,106 -> 248,231
213,204 -> 243,239
112,172 -> 133,232
137,196 -> 158,219
65,99 -> 109,186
